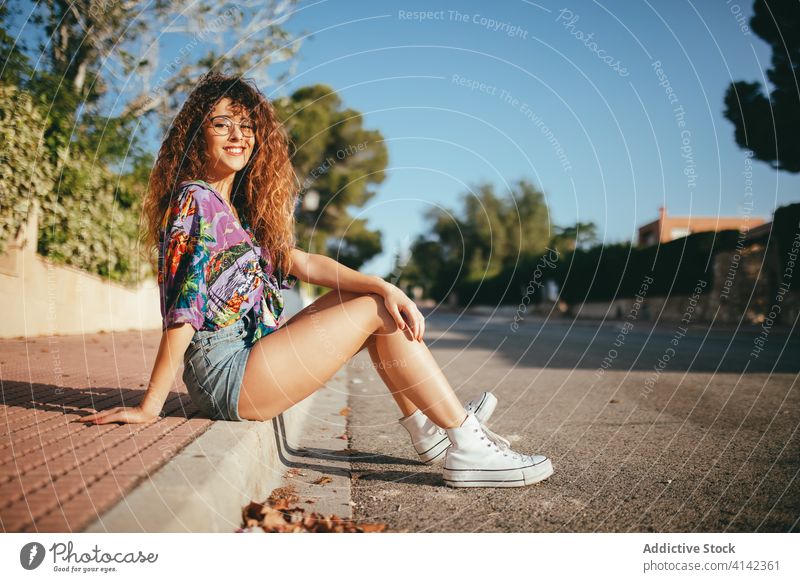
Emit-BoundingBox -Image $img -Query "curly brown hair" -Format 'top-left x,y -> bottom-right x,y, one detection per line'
141,71 -> 298,277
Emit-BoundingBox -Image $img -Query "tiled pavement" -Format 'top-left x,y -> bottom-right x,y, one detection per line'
0,330 -> 212,533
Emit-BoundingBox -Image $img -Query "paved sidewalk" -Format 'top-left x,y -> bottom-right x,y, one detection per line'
0,329 -> 212,532
1,292 -> 309,533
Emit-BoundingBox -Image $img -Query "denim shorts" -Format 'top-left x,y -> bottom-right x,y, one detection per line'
182,313 -> 258,421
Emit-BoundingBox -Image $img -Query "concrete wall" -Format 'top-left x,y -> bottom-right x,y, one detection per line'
570,290 -> 799,326
0,200 -> 162,338
569,293 -> 711,323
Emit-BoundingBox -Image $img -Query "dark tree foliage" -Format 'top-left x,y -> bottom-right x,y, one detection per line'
724,0 -> 800,172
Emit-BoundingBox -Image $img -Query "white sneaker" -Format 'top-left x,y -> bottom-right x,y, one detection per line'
443,412 -> 553,488
399,391 -> 499,464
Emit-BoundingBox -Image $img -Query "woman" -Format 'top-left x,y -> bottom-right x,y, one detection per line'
78,72 -> 553,488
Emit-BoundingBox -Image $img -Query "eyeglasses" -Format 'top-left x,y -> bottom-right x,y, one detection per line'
208,115 -> 255,138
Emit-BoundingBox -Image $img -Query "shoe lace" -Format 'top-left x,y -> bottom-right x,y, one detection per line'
480,424 -> 511,450
473,426 -> 527,461
439,423 -> 511,450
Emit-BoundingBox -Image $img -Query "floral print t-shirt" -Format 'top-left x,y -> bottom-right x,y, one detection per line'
157,179 -> 298,341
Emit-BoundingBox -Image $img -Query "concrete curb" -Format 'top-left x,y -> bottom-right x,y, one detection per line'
265,367 -> 353,521
82,390 -> 320,532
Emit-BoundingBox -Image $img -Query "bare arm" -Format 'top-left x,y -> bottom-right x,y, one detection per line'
287,248 -> 426,341
78,323 -> 195,424
140,323 -> 196,414
288,248 -> 385,294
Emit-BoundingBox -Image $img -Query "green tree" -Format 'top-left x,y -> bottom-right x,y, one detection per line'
549,221 -> 599,254
327,218 -> 383,270
273,84 -> 389,268
1,1 -> 307,283
506,179 -> 552,258
0,4 -> 33,87
462,183 -> 507,280
723,0 -> 800,172
405,179 -> 551,300
24,1 -> 305,125
22,0 -> 307,161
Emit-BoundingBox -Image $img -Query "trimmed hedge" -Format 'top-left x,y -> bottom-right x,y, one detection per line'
455,230 -> 742,307
772,202 -> 800,291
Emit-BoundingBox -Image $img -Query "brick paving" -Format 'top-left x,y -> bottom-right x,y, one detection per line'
0,330 -> 212,532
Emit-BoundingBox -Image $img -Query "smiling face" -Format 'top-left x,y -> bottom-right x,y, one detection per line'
202,97 -> 255,182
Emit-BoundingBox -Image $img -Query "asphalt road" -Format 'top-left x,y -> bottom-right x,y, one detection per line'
345,311 -> 799,532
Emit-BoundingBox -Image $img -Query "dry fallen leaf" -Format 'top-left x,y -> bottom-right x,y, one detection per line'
267,485 -> 299,506
313,476 -> 333,486
339,406 -> 352,416
260,506 -> 291,530
358,523 -> 387,533
242,490 -> 388,533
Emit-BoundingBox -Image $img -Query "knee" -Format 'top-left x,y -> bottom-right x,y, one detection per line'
362,292 -> 399,334
318,289 -> 361,306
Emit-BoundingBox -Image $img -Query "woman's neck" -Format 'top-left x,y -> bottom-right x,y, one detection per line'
204,173 -> 235,201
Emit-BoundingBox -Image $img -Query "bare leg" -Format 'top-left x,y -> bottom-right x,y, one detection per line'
371,324 -> 463,424
366,341 -> 417,417
282,290 -> 417,416
238,291 -> 466,427
316,292 -> 455,419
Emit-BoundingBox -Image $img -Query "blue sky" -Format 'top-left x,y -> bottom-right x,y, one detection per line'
12,0 -> 800,277
268,0 -> 800,275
